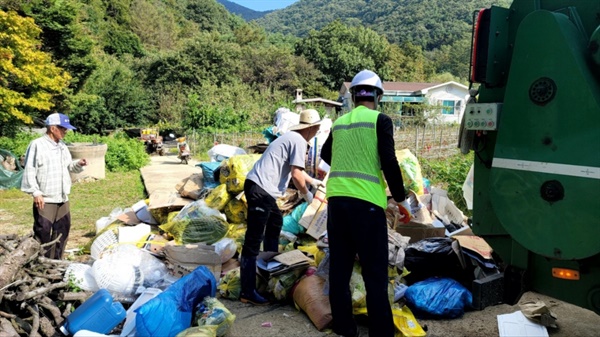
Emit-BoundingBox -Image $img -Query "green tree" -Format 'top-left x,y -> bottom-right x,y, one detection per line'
21,0 -> 96,92
295,20 -> 391,90
80,54 -> 150,131
0,10 -> 70,136
386,42 -> 434,82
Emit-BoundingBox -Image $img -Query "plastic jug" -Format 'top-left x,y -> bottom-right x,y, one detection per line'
60,289 -> 126,336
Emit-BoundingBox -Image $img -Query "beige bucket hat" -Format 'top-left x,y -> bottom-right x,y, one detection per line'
289,109 -> 323,131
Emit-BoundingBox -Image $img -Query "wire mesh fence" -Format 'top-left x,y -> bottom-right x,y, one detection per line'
187,124 -> 461,161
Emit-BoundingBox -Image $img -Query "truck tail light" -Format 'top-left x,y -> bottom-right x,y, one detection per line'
552,268 -> 580,281
470,9 -> 491,84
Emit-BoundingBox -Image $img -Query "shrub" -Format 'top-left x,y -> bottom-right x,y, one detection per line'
420,153 -> 473,216
65,131 -> 149,172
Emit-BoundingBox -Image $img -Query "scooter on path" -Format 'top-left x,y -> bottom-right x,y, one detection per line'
177,137 -> 191,164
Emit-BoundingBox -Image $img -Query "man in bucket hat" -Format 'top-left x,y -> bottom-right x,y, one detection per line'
21,113 -> 87,259
240,109 -> 325,305
321,70 -> 413,337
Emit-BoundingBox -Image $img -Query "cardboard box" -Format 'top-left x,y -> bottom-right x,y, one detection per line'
299,187 -> 328,239
395,222 -> 446,243
164,242 -> 222,279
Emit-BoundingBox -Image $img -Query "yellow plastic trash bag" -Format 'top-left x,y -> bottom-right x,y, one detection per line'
268,268 -> 305,301
224,198 -> 247,224
196,297 -> 236,337
392,304 -> 426,337
225,223 -> 246,254
218,268 -> 241,300
175,326 -> 218,337
205,184 -> 231,211
395,149 -> 425,195
219,154 -> 261,194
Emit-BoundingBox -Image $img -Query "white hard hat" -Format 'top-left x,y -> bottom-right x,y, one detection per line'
289,109 -> 323,131
349,70 -> 384,96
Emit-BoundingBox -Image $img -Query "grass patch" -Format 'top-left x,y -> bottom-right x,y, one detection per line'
0,170 -> 146,249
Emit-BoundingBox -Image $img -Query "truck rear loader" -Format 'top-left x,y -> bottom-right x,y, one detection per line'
461,0 -> 600,314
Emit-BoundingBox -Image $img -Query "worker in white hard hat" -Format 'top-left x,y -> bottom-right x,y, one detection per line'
240,109 -> 325,305
320,70 -> 412,337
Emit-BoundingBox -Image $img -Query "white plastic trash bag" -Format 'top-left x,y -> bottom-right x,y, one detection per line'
212,238 -> 237,263
207,144 -> 246,162
273,107 -> 300,136
462,164 -> 474,210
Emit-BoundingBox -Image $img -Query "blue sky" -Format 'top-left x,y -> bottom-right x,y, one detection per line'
228,0 -> 299,11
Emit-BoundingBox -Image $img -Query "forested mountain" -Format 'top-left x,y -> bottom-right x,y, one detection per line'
216,0 -> 270,20
0,0 -> 513,137
256,0 -> 511,50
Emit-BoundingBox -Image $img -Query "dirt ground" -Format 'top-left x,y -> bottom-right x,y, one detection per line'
220,291 -> 600,337
4,154 -> 598,337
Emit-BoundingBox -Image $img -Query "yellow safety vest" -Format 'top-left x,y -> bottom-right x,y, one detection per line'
326,106 -> 387,209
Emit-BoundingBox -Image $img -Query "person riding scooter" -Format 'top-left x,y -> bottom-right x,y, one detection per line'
177,137 -> 191,164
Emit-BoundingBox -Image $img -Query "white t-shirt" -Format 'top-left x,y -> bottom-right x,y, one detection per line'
246,131 -> 307,198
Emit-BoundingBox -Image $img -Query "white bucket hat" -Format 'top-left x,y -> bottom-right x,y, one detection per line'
289,109 -> 323,131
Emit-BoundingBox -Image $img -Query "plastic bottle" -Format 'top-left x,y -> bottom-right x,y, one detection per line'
60,289 -> 126,336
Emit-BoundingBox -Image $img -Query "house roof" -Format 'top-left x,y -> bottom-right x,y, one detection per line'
341,81 -> 443,93
293,97 -> 343,106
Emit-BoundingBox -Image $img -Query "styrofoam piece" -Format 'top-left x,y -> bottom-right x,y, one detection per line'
120,288 -> 163,337
118,224 -> 151,244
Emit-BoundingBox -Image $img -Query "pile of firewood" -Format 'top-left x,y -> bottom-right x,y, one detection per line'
0,234 -> 92,337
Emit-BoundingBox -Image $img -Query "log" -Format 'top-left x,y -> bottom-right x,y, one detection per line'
0,238 -> 40,290
16,281 -> 67,302
59,291 -> 92,302
38,316 -> 55,337
25,304 -> 41,337
39,296 -> 64,326
0,317 -> 19,337
37,257 -> 72,267
0,234 -> 17,241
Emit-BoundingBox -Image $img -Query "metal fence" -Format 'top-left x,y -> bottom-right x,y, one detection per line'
187,124 -> 461,160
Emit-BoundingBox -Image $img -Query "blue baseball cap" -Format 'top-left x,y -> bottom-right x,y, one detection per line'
45,113 -> 76,130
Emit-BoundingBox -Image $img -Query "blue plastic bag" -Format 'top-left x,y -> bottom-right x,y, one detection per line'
405,277 -> 472,318
197,162 -> 221,189
282,202 -> 308,235
135,266 -> 217,337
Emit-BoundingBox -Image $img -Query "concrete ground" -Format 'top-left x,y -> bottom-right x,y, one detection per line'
138,153 -> 600,337
220,291 -> 600,337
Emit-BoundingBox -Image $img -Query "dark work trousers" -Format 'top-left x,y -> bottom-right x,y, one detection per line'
33,201 -> 71,259
241,179 -> 283,257
327,196 -> 394,337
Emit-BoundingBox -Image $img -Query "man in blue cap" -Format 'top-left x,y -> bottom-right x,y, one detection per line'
21,113 -> 88,259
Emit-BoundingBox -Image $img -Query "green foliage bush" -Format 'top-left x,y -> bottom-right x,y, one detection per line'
65,131 -> 149,172
420,153 -> 473,215
0,132 -> 39,158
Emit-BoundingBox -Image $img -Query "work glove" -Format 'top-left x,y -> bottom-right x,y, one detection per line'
310,178 -> 325,190
397,199 -> 413,224
301,190 -> 314,204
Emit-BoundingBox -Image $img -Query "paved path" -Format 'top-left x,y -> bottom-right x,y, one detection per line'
140,154 -> 201,195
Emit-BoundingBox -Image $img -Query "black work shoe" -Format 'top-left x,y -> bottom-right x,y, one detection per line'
240,290 -> 269,305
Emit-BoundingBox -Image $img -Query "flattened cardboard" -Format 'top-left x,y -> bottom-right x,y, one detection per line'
116,211 -> 141,225
306,203 -> 327,239
454,235 -> 493,260
148,190 -> 190,210
273,249 -> 312,266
